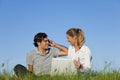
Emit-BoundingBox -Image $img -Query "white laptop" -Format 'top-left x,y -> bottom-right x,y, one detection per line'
51,57 -> 77,75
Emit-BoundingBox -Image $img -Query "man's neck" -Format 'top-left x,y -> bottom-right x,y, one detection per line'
37,47 -> 47,55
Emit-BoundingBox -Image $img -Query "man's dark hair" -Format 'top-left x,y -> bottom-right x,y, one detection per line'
34,32 -> 47,47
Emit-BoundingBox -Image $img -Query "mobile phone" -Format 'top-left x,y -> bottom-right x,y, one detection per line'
48,39 -> 51,46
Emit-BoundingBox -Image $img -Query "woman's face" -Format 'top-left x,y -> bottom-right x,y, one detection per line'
66,34 -> 77,46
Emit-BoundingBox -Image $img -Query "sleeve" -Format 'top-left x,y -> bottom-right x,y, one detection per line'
79,47 -> 91,72
81,53 -> 91,72
51,47 -> 59,57
26,51 -> 34,65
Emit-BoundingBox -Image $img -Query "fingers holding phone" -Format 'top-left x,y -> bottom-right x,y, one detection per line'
48,39 -> 56,47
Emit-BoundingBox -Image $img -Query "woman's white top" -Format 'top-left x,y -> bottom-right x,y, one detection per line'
68,45 -> 91,72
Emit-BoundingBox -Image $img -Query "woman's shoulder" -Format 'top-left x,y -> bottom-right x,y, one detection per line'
82,45 -> 90,50
81,45 -> 91,54
68,45 -> 74,49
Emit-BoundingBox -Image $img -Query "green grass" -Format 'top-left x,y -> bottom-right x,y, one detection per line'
0,62 -> 120,80
0,69 -> 120,80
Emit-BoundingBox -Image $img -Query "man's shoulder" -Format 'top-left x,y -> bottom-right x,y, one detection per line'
27,49 -> 36,56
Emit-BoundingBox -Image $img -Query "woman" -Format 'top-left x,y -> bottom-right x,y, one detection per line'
66,28 -> 91,73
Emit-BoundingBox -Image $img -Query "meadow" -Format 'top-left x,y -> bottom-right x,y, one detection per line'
0,69 -> 120,80
0,62 -> 120,80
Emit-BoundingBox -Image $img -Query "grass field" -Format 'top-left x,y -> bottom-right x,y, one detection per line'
0,69 -> 120,80
0,62 -> 120,80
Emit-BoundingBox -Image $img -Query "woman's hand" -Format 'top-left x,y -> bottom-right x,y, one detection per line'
73,58 -> 81,69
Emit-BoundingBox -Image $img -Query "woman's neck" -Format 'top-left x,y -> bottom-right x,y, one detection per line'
74,44 -> 79,52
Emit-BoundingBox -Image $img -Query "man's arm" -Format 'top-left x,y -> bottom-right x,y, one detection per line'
49,40 -> 68,56
54,44 -> 68,56
28,64 -> 33,73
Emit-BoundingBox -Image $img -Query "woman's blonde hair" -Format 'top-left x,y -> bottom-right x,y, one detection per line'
66,28 -> 85,48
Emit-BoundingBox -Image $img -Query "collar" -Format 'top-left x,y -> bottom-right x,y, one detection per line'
35,48 -> 50,56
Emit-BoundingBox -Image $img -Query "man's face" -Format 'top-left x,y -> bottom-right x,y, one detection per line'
37,38 -> 49,49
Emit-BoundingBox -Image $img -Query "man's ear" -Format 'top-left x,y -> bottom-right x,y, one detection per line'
37,42 -> 41,46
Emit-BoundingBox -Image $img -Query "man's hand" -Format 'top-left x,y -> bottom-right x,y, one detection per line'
49,40 -> 56,47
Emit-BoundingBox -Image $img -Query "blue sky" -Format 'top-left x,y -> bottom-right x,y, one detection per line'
0,0 -> 120,72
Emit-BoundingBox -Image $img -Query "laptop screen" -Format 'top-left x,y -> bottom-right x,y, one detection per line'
51,58 -> 77,75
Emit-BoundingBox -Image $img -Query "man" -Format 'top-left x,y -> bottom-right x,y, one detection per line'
26,32 -> 68,76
